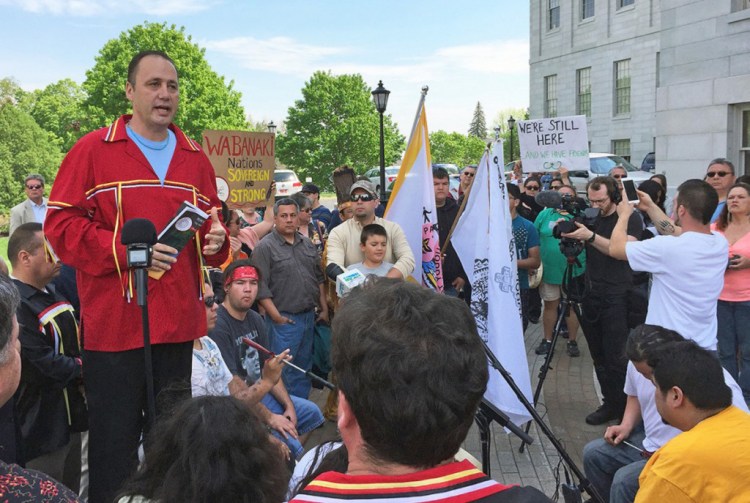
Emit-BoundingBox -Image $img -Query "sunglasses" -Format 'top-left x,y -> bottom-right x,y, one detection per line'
706,171 -> 730,178
462,172 -> 475,177
26,184 -> 43,190
612,174 -> 627,179
300,208 -> 312,213
204,295 -> 217,308
351,193 -> 375,202
526,185 -> 540,191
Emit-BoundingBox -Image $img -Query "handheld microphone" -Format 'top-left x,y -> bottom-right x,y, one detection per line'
534,190 -> 563,209
242,337 -> 336,391
121,219 -> 157,268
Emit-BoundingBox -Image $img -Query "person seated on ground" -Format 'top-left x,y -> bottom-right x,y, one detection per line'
209,260 -> 324,460
583,325 -> 747,503
290,278 -> 551,502
635,340 -> 750,502
0,273 -> 81,502
116,395 -> 289,503
325,180 -> 414,281
346,224 -> 394,278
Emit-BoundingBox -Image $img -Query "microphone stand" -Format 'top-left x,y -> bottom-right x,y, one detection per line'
134,267 -> 156,428
480,338 -> 603,503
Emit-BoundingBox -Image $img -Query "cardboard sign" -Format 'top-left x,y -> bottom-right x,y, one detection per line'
202,130 -> 275,209
516,115 -> 589,173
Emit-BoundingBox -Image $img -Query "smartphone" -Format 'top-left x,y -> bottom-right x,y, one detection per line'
622,179 -> 639,203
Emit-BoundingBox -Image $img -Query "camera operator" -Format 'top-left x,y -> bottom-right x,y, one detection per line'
561,176 -> 643,426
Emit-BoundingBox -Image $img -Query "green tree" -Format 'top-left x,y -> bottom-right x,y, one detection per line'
19,79 -> 86,153
492,107 -> 528,163
82,21 -> 247,139
468,101 -> 487,139
0,102 -> 62,213
0,77 -> 26,105
276,71 -> 404,189
430,130 -> 486,167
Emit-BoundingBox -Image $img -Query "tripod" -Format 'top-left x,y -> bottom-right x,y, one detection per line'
474,398 -> 534,476
520,256 -> 586,453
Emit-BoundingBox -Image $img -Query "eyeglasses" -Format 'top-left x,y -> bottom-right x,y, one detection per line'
706,171 -> 730,178
351,193 -> 375,202
525,185 -> 540,191
612,174 -> 627,179
462,172 -> 475,177
203,295 -> 217,308
26,184 -> 43,190
589,197 -> 610,205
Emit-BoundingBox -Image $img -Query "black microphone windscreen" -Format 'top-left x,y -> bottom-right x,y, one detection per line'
534,190 -> 563,209
121,219 -> 157,246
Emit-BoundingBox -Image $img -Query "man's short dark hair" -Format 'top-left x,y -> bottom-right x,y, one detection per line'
675,179 -> 718,225
332,278 -> 488,468
649,341 -> 732,410
0,274 -> 20,365
8,222 -> 43,265
507,183 -> 521,199
273,197 -> 299,214
625,324 -> 684,363
432,167 -> 449,180
127,50 -> 177,86
290,192 -> 311,210
707,158 -> 735,175
360,224 -> 387,245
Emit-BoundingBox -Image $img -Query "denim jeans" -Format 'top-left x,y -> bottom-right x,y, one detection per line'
717,299 -> 750,404
261,393 -> 324,459
583,426 -> 647,503
266,310 -> 315,399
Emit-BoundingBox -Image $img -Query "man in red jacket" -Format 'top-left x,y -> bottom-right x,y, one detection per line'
45,50 -> 228,503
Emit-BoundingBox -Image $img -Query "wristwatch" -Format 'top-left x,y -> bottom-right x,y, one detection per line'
587,232 -> 596,243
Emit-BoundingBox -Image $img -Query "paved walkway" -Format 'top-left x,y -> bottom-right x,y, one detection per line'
304,319 -> 610,499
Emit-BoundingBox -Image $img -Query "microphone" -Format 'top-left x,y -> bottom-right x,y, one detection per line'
121,219 -> 157,269
534,190 -> 563,209
242,337 -> 336,391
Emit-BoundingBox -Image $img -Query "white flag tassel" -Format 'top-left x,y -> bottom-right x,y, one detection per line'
385,97 -> 443,291
452,141 -> 533,426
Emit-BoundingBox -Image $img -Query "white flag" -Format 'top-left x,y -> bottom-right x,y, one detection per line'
452,141 -> 532,426
385,101 -> 443,291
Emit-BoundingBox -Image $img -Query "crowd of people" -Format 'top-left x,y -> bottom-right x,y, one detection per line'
1,48 -> 750,503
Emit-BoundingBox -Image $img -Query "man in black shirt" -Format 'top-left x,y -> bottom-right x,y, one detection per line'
433,168 -> 468,299
562,177 -> 643,425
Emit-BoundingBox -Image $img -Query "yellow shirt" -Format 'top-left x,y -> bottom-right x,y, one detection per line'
636,406 -> 750,502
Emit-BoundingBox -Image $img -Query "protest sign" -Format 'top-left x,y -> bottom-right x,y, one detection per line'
516,115 -> 589,173
202,130 -> 275,209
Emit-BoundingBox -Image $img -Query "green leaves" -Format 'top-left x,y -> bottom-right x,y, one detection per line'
276,71 -> 404,189
82,21 -> 247,140
468,101 -> 487,139
430,131 -> 486,167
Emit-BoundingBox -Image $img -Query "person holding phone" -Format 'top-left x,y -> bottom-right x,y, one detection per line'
562,176 -> 643,425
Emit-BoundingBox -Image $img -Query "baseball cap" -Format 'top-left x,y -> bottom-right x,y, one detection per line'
300,183 -> 320,194
349,180 -> 377,197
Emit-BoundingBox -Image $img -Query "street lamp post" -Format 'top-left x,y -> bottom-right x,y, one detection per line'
371,80 -> 390,201
507,116 -> 516,162
267,121 -> 277,134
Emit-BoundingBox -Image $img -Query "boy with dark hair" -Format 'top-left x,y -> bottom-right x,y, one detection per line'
635,341 -> 750,502
346,224 -> 394,277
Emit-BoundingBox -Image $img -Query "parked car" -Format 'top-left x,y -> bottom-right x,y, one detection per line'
567,153 -> 652,195
274,169 -> 302,198
364,165 -> 400,193
641,152 -> 656,172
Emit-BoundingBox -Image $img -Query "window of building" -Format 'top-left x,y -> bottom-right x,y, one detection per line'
618,0 -> 635,8
614,59 -> 631,116
545,75 -> 558,118
549,0 -> 560,30
582,0 -> 595,19
577,67 -> 592,117
742,110 -> 750,173
732,0 -> 750,11
612,139 -> 631,161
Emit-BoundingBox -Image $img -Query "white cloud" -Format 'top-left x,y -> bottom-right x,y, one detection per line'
0,0 -> 213,16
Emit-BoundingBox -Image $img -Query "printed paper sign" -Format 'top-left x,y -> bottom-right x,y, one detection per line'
516,115 -> 589,173
202,130 -> 275,209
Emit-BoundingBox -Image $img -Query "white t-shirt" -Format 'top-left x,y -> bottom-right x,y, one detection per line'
191,336 -> 233,397
625,232 -> 728,350
625,362 -> 748,452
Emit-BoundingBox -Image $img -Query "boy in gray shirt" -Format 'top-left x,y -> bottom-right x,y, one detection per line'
347,224 -> 395,278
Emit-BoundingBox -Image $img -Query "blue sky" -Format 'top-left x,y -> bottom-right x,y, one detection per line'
0,0 -> 529,137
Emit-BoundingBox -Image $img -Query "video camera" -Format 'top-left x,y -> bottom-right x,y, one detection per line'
551,194 -> 601,258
